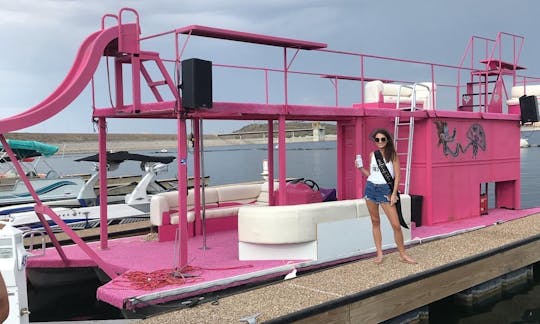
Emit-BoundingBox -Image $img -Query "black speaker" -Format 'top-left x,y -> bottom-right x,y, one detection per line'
181,58 -> 212,109
519,95 -> 538,124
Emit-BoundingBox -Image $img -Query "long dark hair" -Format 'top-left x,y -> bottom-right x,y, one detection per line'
372,128 -> 396,162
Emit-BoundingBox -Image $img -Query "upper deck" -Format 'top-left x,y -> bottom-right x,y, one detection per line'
88,17 -> 532,123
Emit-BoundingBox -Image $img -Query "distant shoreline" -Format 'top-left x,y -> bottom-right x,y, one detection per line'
7,133 -> 337,154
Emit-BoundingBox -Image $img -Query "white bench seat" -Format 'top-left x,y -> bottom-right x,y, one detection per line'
365,80 -> 436,109
238,196 -> 412,260
506,84 -> 540,106
150,182 -> 274,241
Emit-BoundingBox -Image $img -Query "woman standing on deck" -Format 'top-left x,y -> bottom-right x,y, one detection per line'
356,128 -> 416,264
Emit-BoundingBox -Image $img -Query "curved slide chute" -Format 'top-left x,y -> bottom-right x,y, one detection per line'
0,24 -> 137,133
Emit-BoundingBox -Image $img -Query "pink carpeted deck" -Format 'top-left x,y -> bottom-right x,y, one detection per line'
27,229 -> 302,309
26,206 -> 540,310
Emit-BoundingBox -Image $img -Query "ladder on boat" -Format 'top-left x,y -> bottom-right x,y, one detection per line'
393,83 -> 428,194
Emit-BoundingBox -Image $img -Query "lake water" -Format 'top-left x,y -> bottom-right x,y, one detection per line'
48,135 -> 540,208
47,140 -> 339,191
34,135 -> 540,322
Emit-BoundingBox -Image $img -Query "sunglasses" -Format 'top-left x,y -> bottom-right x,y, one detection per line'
374,137 -> 387,143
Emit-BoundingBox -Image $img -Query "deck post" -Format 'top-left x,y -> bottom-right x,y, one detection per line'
177,114 -> 189,268
267,120 -> 275,205
278,115 -> 287,204
98,117 -> 108,249
193,119 -> 202,236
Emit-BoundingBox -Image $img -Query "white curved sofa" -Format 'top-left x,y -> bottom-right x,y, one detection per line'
150,182 -> 273,241
365,80 -> 436,109
238,195 -> 411,261
506,84 -> 540,106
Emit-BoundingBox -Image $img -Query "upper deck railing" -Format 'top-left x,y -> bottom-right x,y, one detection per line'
93,15 -> 532,116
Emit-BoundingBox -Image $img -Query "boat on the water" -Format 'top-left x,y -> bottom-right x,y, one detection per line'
0,139 -> 86,206
2,7 -> 540,323
0,151 -> 180,230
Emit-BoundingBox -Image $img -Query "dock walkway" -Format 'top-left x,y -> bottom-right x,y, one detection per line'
141,212 -> 540,324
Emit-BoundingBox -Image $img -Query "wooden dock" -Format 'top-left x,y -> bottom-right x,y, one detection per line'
139,213 -> 540,324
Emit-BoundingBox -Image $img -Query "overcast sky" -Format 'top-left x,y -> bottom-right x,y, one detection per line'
0,0 -> 538,134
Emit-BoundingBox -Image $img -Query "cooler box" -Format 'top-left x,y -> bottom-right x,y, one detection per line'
274,182 -> 323,205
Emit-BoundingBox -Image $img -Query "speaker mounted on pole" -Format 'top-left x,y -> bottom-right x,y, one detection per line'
181,58 -> 213,110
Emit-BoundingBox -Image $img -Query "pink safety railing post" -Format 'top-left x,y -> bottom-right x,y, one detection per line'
101,14 -> 118,30
264,69 -> 269,104
277,115 -> 286,205
131,56 -> 142,113
277,47 -> 288,205
118,8 -> 140,54
267,120 -> 275,206
264,68 -> 275,205
193,119 -> 202,236
333,78 -> 339,106
176,113 -> 189,268
360,55 -> 365,106
98,117 -> 108,250
115,58 -> 124,109
430,64 -> 436,110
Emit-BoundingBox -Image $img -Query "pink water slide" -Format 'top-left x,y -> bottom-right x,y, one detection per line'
0,23 -> 138,133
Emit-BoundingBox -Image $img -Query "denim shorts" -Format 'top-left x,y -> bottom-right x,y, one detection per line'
365,181 -> 391,204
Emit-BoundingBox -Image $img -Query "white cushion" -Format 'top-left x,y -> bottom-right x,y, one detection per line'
365,80 -> 433,106
382,96 -> 413,104
365,80 -> 384,103
150,189 -> 219,226
506,95 -> 540,106
381,83 -> 413,97
238,196 -> 412,245
511,85 -> 540,98
414,82 -> 436,109
255,181 -> 278,204
187,187 -> 219,205
217,183 -> 261,203
507,98 -> 519,106
150,194 -> 170,226
150,182 -> 268,226
238,199 -> 360,244
170,212 -> 196,225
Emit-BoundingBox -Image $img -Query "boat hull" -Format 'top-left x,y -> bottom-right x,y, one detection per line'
0,176 -> 86,206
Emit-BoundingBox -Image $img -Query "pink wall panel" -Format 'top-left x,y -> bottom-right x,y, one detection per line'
336,113 -> 519,226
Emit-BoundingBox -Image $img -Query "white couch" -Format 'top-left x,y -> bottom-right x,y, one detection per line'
150,182 -> 274,241
238,195 -> 412,261
365,80 -> 436,109
506,84 -> 540,106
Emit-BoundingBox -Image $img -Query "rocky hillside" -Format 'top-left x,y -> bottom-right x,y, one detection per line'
234,121 -> 336,136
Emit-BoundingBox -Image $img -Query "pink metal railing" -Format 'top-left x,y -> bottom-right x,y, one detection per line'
86,14 -> 528,117
140,28 -> 492,111
456,32 -> 525,112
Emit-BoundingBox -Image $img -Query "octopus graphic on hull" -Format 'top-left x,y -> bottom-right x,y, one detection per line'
435,121 -> 486,158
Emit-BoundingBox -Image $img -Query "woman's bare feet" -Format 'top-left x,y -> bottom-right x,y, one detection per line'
373,254 -> 383,264
399,254 -> 417,264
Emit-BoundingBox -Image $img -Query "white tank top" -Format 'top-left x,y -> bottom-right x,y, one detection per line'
367,152 -> 394,185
